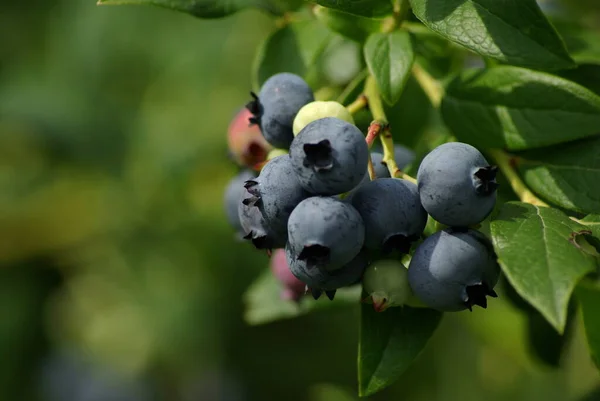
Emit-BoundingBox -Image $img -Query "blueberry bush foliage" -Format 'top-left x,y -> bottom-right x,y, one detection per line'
99,0 -> 600,397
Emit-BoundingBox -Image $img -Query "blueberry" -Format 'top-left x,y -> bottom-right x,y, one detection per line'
286,246 -> 369,299
238,186 -> 283,250
224,169 -> 257,236
370,152 -> 390,179
246,73 -> 314,149
417,142 -> 498,227
363,259 -> 412,312
407,228 -> 500,312
289,117 -> 368,195
243,155 -> 310,239
370,144 -> 416,170
292,101 -> 354,136
270,248 -> 306,302
287,196 -> 365,271
393,144 -> 416,169
350,178 -> 427,253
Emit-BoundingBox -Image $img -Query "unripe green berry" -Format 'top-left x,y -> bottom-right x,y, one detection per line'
292,101 -> 355,136
267,148 -> 288,160
363,259 -> 412,312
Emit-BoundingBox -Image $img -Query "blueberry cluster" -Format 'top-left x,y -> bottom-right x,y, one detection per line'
224,72 -> 501,312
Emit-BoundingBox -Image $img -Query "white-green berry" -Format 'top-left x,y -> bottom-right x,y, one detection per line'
363,259 -> 412,312
292,101 -> 355,136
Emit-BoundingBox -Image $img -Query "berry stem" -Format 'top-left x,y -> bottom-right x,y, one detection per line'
412,63 -> 443,108
488,149 -> 549,207
338,69 -> 369,104
364,76 -> 417,184
346,94 -> 368,115
367,155 -> 377,180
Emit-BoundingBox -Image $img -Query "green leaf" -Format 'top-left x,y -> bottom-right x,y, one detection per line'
516,136 -> 600,214
580,214 -> 600,238
409,0 -> 575,70
554,20 -> 600,65
385,75 -> 432,148
314,0 -> 394,18
97,0 -> 303,19
559,64 -> 600,96
442,66 -> 600,150
243,268 -> 361,325
364,31 -> 415,105
313,5 -> 385,43
252,19 -> 333,89
490,202 -> 597,333
358,304 -> 442,397
409,24 -> 463,80
576,280 -> 600,370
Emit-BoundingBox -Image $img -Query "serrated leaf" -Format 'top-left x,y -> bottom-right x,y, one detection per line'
314,0 -> 394,18
358,304 -> 442,397
442,66 -> 600,150
243,268 -> 361,325
313,5 -> 385,43
252,19 -> 333,89
408,0 -> 575,70
516,136 -> 600,214
364,31 -> 415,105
97,0 -> 302,19
490,202 -> 597,333
576,281 -> 600,370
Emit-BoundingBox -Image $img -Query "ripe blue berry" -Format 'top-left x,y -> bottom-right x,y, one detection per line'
393,144 -> 416,170
289,117 -> 368,195
350,178 -> 427,253
238,187 -> 283,250
407,228 -> 500,312
224,169 -> 257,236
417,142 -> 498,227
243,155 -> 310,238
287,196 -> 365,271
370,152 -> 390,179
246,73 -> 314,149
286,246 -> 369,300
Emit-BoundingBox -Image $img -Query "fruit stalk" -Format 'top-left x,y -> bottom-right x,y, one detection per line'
488,149 -> 549,207
364,77 -> 417,184
346,94 -> 368,115
411,63 -> 443,108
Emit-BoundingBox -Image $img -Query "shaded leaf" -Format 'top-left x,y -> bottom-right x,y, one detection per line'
98,0 -> 303,19
314,0 -> 394,18
442,66 -> 600,150
409,0 -> 575,70
314,5 -> 385,43
243,267 -> 361,325
358,304 -> 442,396
576,280 -> 600,370
517,136 -> 600,214
490,202 -> 597,333
252,19 -> 333,89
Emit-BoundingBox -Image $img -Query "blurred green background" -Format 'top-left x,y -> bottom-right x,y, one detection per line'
0,1 -> 599,400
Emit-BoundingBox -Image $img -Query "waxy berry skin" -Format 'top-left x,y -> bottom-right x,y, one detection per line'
247,73 -> 314,149
407,228 -> 500,312
417,142 -> 498,227
289,117 -> 369,196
